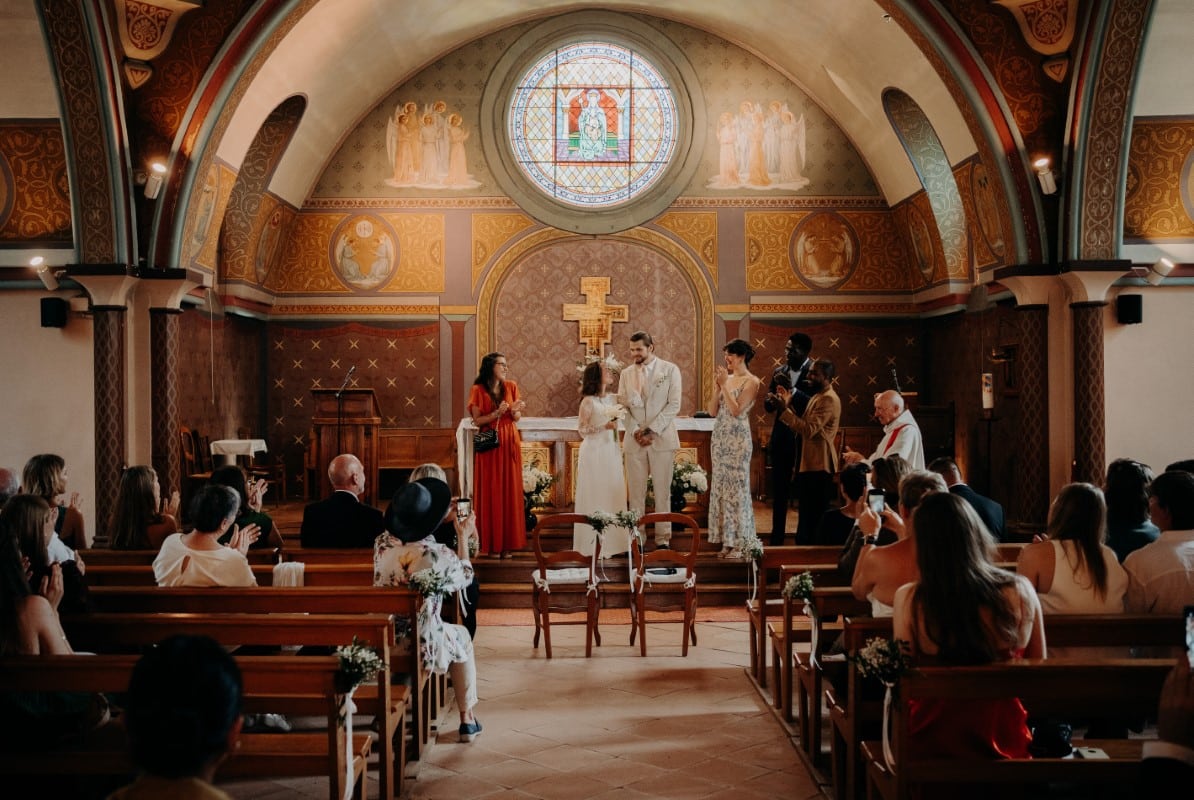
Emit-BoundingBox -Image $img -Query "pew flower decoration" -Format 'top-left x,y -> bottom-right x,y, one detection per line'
335,637 -> 385,692
522,465 -> 555,506
852,637 -> 911,688
781,570 -> 815,601
410,567 -> 453,598
614,510 -> 640,531
741,532 -> 765,562
671,462 -> 708,497
585,510 -> 617,534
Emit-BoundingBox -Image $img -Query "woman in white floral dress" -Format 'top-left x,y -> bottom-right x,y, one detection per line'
706,339 -> 762,558
374,476 -> 483,742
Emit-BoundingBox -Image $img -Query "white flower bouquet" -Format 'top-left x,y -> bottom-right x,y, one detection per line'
335,636 -> 385,691
671,462 -> 709,497
781,570 -> 815,601
522,465 -> 555,506
852,637 -> 911,687
410,567 -> 453,598
585,510 -> 617,533
740,532 -> 764,562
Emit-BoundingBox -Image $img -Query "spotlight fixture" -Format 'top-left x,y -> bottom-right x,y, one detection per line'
1033,157 -> 1057,195
1147,257 -> 1175,286
144,161 -> 167,199
31,255 -> 59,291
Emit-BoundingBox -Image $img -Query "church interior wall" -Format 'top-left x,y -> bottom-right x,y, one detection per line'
177,308 -> 266,453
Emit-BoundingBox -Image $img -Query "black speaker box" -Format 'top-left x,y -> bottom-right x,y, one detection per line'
40,297 -> 68,328
1116,294 -> 1142,325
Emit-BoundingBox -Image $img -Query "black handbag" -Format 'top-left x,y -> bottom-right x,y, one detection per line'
473,427 -> 499,453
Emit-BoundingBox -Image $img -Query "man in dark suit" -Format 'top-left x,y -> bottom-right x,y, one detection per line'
300,453 -> 385,547
927,457 -> 1005,541
763,332 -> 813,545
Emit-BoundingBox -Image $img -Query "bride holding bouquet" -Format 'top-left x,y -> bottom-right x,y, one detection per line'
573,359 -> 630,556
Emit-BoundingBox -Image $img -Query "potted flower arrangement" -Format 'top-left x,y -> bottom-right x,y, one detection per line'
669,461 -> 709,513
522,465 -> 555,531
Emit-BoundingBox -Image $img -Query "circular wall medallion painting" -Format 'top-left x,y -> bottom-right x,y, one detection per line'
330,214 -> 398,291
790,211 -> 859,289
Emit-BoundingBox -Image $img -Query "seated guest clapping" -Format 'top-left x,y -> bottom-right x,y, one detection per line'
109,466 -> 179,551
109,635 -> 243,800
375,476 -> 482,742
4,495 -> 90,614
153,486 -> 259,587
209,465 -> 284,551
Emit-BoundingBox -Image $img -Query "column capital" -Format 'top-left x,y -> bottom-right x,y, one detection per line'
1058,259 -> 1133,305
67,264 -> 137,309
139,267 -> 211,310
993,264 -> 1058,307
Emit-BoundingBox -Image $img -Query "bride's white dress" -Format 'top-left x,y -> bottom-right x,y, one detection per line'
572,394 -> 629,556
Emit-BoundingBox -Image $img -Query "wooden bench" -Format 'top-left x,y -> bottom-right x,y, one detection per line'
83,562 -> 383,586
863,659 -> 1172,800
63,612 -> 405,799
0,654 -> 370,800
830,613 -> 1185,800
87,586 -> 434,763
78,548 -> 280,566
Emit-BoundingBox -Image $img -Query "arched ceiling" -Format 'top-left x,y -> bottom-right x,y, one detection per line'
217,0 -> 976,208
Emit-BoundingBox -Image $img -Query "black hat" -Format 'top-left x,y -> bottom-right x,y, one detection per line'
385,477 -> 452,542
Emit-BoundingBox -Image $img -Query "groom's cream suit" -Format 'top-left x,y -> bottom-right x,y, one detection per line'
617,356 -> 682,545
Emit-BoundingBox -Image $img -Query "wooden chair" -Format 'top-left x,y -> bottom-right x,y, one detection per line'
179,425 -> 212,518
629,512 -> 701,656
529,512 -> 602,658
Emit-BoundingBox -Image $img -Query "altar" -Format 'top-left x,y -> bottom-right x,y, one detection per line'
455,416 -> 715,514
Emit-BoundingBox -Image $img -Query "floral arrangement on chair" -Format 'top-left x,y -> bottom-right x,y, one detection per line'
740,532 -> 764,562
409,567 -> 454,598
522,465 -> 555,507
335,636 -> 385,692
781,570 -> 815,601
585,510 -> 617,533
852,637 -> 911,687
671,462 -> 709,498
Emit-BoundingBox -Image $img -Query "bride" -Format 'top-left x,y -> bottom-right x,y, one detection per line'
573,360 -> 629,556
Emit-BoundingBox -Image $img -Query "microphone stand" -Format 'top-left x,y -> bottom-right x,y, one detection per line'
335,367 -> 354,454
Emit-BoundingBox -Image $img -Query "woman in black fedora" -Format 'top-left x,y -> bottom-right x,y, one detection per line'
375,475 -> 482,742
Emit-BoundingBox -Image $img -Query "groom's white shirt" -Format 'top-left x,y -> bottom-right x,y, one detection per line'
616,355 -> 682,451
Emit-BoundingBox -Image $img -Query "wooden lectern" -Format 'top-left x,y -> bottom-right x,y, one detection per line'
311,389 -> 381,505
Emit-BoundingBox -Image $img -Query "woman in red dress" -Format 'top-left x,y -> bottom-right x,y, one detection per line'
893,492 -> 1045,766
468,352 -> 526,558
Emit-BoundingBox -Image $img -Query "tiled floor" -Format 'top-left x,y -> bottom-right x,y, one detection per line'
222,619 -> 824,800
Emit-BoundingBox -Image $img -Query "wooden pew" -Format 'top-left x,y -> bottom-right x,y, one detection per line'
0,654 -> 370,800
87,586 -> 433,763
747,545 -> 842,686
77,547 -> 280,565
63,612 -> 405,800
829,613 -> 1185,800
863,659 -> 1172,800
83,562 -> 375,586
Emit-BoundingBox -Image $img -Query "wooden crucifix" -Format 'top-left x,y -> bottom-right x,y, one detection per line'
562,277 -> 629,356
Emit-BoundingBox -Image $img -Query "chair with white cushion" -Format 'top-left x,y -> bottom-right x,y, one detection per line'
530,513 -> 602,658
629,512 -> 701,656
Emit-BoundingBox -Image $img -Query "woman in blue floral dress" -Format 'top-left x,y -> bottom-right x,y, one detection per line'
374,476 -> 483,742
706,339 -> 762,558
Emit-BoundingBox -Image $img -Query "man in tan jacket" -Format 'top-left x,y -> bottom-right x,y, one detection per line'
776,359 -> 841,545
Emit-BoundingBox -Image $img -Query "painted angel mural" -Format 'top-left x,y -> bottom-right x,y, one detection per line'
708,99 -> 810,191
385,100 -> 481,189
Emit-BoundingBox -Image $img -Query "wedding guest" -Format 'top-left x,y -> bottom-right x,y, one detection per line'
1016,483 -> 1128,615
775,358 -> 841,545
1124,469 -> 1194,615
300,454 -> 385,548
109,465 -> 179,551
893,492 -> 1045,763
111,634 -> 243,799
153,486 -> 259,587
706,339 -> 761,558
404,463 -> 481,639
0,466 -> 19,507
468,352 -> 526,558
871,454 -> 910,509
4,495 -> 90,614
22,453 -> 86,549
814,463 -> 869,548
1104,458 -> 1160,562
375,477 -> 482,741
572,360 -> 629,558
0,507 -> 72,656
209,465 -> 284,550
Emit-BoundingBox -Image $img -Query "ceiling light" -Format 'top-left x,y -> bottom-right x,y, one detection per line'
1147,257 -> 1175,286
144,161 -> 167,199
1033,157 -> 1057,195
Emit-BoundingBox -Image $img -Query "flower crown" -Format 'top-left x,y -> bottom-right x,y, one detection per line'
576,352 -> 624,374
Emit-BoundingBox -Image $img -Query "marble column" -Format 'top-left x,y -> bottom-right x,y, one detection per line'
1071,302 -> 1106,485
1013,304 -> 1050,526
91,306 -> 126,545
150,308 -> 182,500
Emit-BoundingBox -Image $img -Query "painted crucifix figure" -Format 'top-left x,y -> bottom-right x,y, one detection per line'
562,276 -> 629,356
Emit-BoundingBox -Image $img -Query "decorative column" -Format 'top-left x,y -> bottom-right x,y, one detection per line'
149,309 -> 182,495
1013,305 -> 1051,526
1070,302 -> 1106,484
91,306 -> 126,544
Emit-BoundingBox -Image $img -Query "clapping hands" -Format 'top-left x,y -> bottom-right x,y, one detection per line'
228,523 -> 261,554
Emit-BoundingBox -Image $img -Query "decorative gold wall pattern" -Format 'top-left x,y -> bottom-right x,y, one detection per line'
188,161 -> 235,272
0,122 -> 72,243
1124,117 -> 1194,241
958,159 -> 1007,267
652,211 -> 719,288
471,212 -> 537,290
745,211 -> 912,292
269,212 -> 444,294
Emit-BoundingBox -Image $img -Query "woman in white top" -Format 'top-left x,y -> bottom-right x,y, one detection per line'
153,485 -> 260,587
1016,482 -> 1128,615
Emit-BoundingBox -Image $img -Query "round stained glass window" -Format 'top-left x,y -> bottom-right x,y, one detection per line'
508,42 -> 679,208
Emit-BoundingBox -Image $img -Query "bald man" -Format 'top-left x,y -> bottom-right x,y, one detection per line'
300,453 -> 385,548
842,390 -> 924,469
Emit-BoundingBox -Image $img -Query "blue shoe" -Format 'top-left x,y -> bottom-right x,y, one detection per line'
458,719 -> 482,743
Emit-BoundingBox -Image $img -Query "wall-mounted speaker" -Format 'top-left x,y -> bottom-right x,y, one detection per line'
40,297 -> 67,328
1116,294 -> 1143,325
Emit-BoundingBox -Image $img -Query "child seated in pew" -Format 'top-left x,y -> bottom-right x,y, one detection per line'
375,476 -> 483,743
892,492 -> 1045,763
153,486 -> 260,587
109,634 -> 243,800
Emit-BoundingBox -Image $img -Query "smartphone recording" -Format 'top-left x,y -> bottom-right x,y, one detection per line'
867,490 -> 886,515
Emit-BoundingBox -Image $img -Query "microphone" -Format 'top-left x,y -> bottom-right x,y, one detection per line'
890,368 -> 901,393
336,365 -> 356,397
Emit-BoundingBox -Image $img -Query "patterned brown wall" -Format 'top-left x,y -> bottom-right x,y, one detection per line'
0,121 -> 72,243
1124,116 -> 1194,241
177,308 -> 264,451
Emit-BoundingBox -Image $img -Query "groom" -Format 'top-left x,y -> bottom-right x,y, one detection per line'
617,330 -> 682,548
